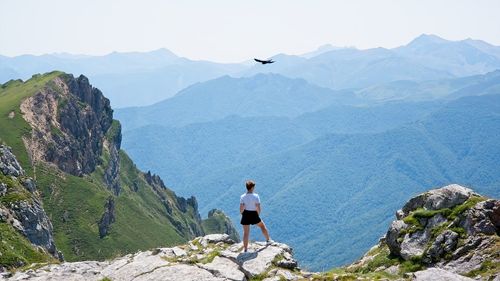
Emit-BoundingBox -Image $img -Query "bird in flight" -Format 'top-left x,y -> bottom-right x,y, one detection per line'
254,58 -> 275,64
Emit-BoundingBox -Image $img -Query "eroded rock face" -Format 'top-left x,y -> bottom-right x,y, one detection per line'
461,199 -> 500,236
103,136 -> 121,195
0,146 -> 24,177
20,74 -> 114,177
399,184 -> 476,218
98,196 -> 115,238
383,184 -> 499,280
5,235 -> 302,281
0,145 -> 62,261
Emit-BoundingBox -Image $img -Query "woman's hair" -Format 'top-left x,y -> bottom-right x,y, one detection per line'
246,180 -> 255,191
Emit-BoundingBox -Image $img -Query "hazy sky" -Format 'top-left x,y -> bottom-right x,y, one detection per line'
1,0 -> 500,63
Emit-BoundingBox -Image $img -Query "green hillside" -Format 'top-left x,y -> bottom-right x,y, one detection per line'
0,72 -> 235,264
0,72 -> 62,172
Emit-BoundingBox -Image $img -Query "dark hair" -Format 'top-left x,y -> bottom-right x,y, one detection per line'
246,180 -> 255,191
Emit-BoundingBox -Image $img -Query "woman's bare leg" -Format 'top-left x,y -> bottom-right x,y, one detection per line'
243,225 -> 250,251
256,221 -> 270,241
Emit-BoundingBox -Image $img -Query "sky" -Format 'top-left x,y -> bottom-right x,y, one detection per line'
1,0 -> 500,63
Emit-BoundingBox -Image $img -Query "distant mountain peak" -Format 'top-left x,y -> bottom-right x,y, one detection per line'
301,44 -> 351,58
407,34 -> 449,46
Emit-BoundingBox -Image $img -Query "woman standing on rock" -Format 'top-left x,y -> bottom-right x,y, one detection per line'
240,180 -> 272,252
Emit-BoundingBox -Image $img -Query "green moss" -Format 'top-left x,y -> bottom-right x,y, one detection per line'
464,260 -> 499,278
448,196 -> 486,220
449,227 -> 466,237
50,125 -> 63,138
400,255 -> 424,273
351,245 -> 399,274
0,191 -> 30,204
249,272 -> 270,281
199,249 -> 220,264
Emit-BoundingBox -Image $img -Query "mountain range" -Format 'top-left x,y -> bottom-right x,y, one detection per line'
117,70 -> 500,270
0,49 -> 244,108
3,34 -> 500,108
3,34 -> 500,271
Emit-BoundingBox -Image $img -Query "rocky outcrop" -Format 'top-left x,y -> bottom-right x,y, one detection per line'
20,74 -> 113,177
202,209 -> 241,243
98,197 -> 115,238
348,184 -> 499,281
4,234 -> 306,281
103,121 -> 122,195
144,170 -> 205,237
0,145 -> 62,261
0,146 -> 23,177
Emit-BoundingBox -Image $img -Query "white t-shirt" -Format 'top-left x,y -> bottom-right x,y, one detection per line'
240,192 -> 260,211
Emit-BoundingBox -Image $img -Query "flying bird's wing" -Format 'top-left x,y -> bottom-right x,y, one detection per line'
255,58 -> 275,64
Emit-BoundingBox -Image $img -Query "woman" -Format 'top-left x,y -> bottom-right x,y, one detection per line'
240,180 -> 272,252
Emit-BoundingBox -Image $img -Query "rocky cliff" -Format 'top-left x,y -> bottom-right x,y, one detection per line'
0,72 -> 239,267
346,184 -> 499,280
3,185 -> 498,280
0,145 -> 62,268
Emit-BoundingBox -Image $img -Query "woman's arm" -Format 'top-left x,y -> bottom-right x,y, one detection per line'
240,203 -> 245,214
256,203 -> 261,215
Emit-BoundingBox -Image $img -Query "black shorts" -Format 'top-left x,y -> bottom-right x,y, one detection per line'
240,210 -> 262,225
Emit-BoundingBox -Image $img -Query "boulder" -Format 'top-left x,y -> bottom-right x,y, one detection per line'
412,268 -> 474,281
386,220 -> 407,255
400,184 -> 474,217
199,233 -> 235,247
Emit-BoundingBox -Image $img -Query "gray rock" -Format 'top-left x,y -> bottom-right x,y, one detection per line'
98,196 -> 115,238
274,269 -> 299,281
386,220 -> 408,256
461,199 -> 500,236
397,213 -> 446,260
444,235 -> 495,275
199,256 -> 245,281
0,182 -> 7,196
413,268 -> 474,281
133,264 -> 225,281
10,197 -> 61,260
384,265 -> 400,275
172,246 -> 187,257
237,243 -> 286,277
200,233 -> 235,247
400,184 -> 474,217
0,145 -> 24,177
103,134 -> 121,195
426,230 -> 459,263
275,258 -> 298,270
22,178 -> 36,193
